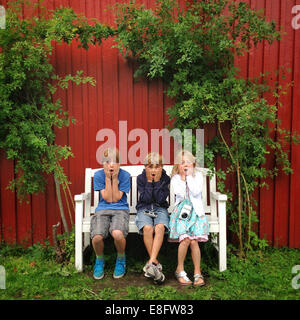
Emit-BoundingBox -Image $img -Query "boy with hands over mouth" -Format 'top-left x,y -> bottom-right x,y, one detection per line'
90,148 -> 131,280
135,153 -> 170,284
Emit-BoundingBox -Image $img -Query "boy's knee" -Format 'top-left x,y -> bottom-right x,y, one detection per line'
143,225 -> 154,235
111,230 -> 125,241
92,234 -> 103,244
154,224 -> 165,233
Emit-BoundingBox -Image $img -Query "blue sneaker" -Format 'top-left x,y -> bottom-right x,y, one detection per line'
113,256 -> 126,279
93,258 -> 105,280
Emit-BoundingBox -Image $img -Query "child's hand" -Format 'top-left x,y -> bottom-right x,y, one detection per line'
111,166 -> 120,180
146,169 -> 153,183
179,166 -> 193,181
184,167 -> 193,176
153,168 -> 162,182
104,167 -> 111,179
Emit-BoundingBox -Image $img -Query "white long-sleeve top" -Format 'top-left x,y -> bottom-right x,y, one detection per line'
171,170 -> 204,217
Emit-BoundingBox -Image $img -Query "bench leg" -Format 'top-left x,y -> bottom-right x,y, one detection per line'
84,232 -> 90,250
75,199 -> 83,272
218,200 -> 227,272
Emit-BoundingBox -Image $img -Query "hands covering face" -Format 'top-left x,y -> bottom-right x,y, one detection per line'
104,161 -> 120,179
179,159 -> 194,180
145,164 -> 162,182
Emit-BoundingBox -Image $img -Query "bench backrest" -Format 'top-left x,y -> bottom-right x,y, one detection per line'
84,165 -> 216,218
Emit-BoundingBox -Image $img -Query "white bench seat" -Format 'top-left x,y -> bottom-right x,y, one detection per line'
75,165 -> 227,272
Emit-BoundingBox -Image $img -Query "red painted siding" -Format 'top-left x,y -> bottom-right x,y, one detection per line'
0,0 -> 299,247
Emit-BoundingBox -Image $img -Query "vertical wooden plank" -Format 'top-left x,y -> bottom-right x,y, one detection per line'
16,199 -> 32,246
118,53 -> 134,165
117,1 -> 135,164
149,80 -> 164,153
248,0 -> 265,236
234,0 -> 250,80
86,0 -> 100,169
259,0 -> 280,245
44,0 -> 69,240
28,1 -> 49,245
0,154 -> 17,244
289,0 -> 300,248
31,193 -> 47,245
67,0 -> 85,227
93,0 -> 105,168
132,0 -> 148,164
0,1 -> 17,244
101,0 -> 119,145
15,0 -> 45,246
80,0 -> 90,171
163,82 -> 176,164
52,20 -> 69,234
132,76 -> 149,164
273,0 -> 294,247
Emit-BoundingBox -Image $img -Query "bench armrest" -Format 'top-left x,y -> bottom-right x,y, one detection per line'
211,191 -> 227,201
74,192 -> 90,202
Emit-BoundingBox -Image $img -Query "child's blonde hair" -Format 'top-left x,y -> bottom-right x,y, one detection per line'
102,147 -> 120,164
144,152 -> 164,166
171,150 -> 196,177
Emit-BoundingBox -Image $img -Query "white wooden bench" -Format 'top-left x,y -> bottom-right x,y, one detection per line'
74,165 -> 227,272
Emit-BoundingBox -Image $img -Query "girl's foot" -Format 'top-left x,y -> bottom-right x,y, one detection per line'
193,273 -> 205,286
175,270 -> 192,286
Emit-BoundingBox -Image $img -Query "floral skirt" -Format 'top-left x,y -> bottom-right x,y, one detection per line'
168,202 -> 209,243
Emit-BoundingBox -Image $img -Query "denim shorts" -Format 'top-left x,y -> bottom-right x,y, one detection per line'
90,209 -> 129,240
135,207 -> 170,234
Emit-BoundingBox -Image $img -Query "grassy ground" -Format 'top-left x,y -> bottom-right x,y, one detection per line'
0,234 -> 299,300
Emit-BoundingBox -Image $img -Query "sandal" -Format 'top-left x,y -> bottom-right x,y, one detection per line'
193,273 -> 205,286
175,271 -> 192,286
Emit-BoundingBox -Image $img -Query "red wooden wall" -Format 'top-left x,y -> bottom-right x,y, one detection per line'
0,0 -> 299,248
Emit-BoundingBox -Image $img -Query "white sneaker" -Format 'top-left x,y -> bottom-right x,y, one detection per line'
143,262 -> 165,284
143,262 -> 162,277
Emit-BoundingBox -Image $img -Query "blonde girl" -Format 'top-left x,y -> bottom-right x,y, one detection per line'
169,150 -> 209,286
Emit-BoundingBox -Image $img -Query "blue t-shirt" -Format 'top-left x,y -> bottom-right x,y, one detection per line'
93,168 -> 131,212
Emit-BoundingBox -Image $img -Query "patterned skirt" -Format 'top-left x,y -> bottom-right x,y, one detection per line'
168,201 -> 209,243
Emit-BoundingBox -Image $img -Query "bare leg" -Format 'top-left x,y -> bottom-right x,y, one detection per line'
190,240 -> 201,274
175,238 -> 191,282
190,240 -> 204,285
149,224 -> 165,264
111,230 -> 126,254
92,234 -> 104,257
143,225 -> 154,260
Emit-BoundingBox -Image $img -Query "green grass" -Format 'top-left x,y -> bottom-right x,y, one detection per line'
0,235 -> 299,300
